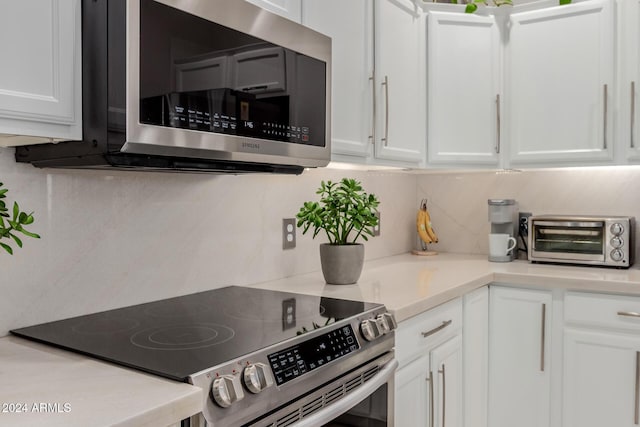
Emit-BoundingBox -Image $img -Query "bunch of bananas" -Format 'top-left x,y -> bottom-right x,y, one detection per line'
416,199 -> 439,245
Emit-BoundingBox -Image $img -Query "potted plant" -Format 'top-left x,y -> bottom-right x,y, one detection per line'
296,178 -> 379,285
0,182 -> 39,255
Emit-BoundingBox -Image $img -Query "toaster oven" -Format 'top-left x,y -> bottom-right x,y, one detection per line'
528,215 -> 635,268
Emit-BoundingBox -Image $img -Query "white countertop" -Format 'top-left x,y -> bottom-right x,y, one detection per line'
0,336 -> 202,427
249,252 -> 640,322
4,252 -> 640,426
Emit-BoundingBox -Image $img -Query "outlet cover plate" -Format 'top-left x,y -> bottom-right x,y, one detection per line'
282,218 -> 296,250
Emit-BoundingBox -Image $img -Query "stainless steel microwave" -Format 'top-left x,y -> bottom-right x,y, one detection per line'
528,215 -> 635,268
16,0 -> 331,174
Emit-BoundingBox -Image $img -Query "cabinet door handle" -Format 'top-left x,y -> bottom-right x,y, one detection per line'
369,75 -> 376,148
632,81 -> 636,149
421,320 -> 453,338
439,364 -> 446,427
426,371 -> 434,427
603,84 -> 608,149
618,311 -> 640,318
540,303 -> 546,372
495,94 -> 501,154
633,351 -> 640,425
381,75 -> 389,147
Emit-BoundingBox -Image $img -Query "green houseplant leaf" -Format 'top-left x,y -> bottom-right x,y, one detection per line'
296,178 -> 379,245
0,182 -> 39,255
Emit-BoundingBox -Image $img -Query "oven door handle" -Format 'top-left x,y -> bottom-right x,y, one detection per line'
292,358 -> 399,427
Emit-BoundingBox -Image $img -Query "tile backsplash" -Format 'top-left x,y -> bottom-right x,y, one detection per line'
0,148 -> 416,336
3,144 -> 640,337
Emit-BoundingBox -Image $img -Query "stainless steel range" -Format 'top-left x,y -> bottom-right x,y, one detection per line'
11,286 -> 397,426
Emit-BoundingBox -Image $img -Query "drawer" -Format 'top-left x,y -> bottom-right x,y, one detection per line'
395,297 -> 462,366
565,291 -> 640,332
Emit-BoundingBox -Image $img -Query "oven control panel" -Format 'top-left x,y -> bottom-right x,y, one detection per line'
268,325 -> 359,386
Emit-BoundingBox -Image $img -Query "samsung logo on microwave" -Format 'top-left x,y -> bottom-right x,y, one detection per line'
242,142 -> 261,150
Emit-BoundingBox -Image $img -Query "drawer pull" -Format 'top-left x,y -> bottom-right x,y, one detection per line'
421,320 -> 452,338
618,311 -> 640,319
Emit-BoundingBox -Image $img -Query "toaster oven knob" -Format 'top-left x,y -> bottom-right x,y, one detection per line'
212,375 -> 244,408
611,249 -> 624,262
243,363 -> 274,394
610,223 -> 625,235
360,319 -> 381,341
611,236 -> 624,248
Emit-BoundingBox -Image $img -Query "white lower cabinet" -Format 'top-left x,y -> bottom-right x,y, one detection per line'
488,286 -> 553,427
563,291 -> 640,427
395,298 -> 463,427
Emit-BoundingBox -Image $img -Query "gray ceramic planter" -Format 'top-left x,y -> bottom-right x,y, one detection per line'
319,243 -> 365,285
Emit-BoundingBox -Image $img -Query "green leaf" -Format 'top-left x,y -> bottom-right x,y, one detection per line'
0,242 -> 13,255
9,233 -> 22,248
465,3 -> 478,12
559,0 -> 571,4
17,228 -> 40,239
12,202 -> 19,221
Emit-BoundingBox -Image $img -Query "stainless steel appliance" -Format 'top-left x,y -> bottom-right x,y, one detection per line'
16,0 -> 331,174
528,215 -> 635,268
11,286 -> 397,426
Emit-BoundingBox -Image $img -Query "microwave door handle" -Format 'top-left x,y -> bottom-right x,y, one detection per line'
292,359 -> 398,427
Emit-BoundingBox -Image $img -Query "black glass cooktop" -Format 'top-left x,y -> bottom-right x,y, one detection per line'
11,286 -> 378,381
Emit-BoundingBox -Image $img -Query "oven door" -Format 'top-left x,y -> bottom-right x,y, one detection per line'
530,220 -> 606,262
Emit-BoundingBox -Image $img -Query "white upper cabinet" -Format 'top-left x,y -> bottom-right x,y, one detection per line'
617,0 -> 640,162
505,0 -> 614,166
302,0 -> 374,159
0,0 -> 82,146
374,0 -> 426,166
426,11 -> 501,167
244,0 -> 302,23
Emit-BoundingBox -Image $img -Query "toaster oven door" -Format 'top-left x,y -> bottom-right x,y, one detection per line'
531,220 -> 605,262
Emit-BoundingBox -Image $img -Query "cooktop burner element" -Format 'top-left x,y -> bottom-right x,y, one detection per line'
11,286 -> 381,381
130,323 -> 235,351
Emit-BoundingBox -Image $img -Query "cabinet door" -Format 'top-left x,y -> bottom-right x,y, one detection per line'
302,1 -> 374,159
488,286 -> 552,427
431,335 -> 463,427
426,12 -> 500,167
0,0 -> 81,144
564,329 -> 640,427
395,355 -> 430,427
463,287 -> 489,427
619,0 -> 640,161
374,0 -> 426,165
506,0 -> 614,166
244,0 -> 301,22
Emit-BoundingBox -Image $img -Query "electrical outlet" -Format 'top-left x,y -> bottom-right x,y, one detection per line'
373,212 -> 381,237
519,212 -> 532,238
282,218 -> 296,250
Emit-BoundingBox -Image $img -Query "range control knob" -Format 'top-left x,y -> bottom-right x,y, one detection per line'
211,375 -> 244,408
610,236 -> 624,249
243,363 -> 274,394
375,313 -> 398,335
360,319 -> 381,341
610,249 -> 624,262
610,223 -> 625,235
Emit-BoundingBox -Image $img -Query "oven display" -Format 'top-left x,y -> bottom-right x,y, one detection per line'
268,325 -> 360,386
